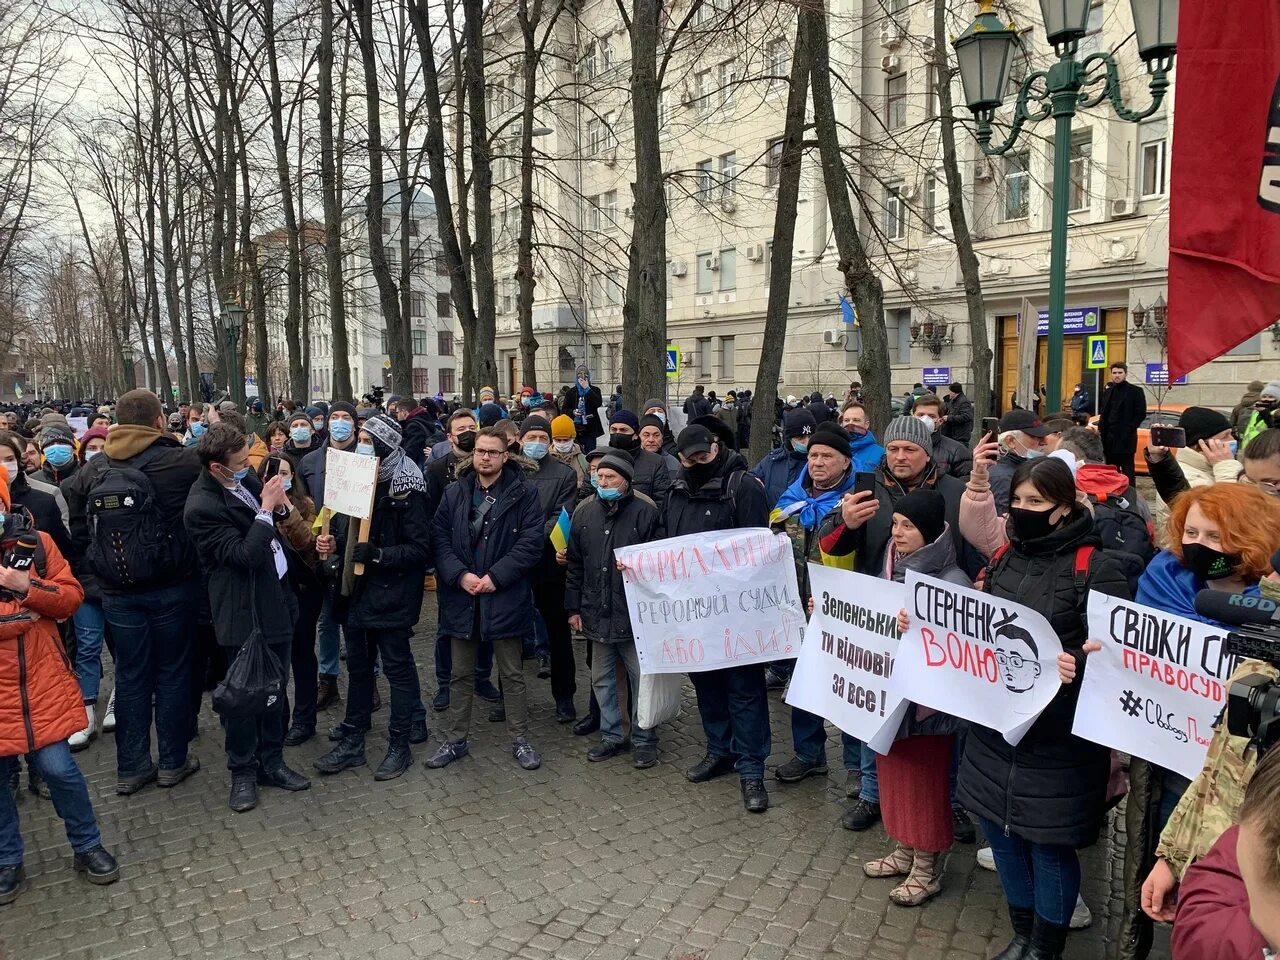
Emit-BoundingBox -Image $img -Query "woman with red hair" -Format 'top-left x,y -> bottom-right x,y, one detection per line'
1119,482 -> 1280,960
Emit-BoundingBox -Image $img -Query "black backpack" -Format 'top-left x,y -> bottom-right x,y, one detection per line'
85,452 -> 183,590
1086,491 -> 1155,562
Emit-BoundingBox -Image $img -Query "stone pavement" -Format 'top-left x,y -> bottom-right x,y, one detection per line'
1,608 -> 1169,960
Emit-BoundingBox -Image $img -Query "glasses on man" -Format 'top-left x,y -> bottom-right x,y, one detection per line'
473,448 -> 506,459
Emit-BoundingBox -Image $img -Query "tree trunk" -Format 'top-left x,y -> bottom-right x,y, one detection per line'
934,0 -> 991,439
461,0 -> 498,394
802,8 -> 891,435
515,0 -> 543,385
319,0 -> 352,402
394,8 -> 414,398
749,20 -> 810,468
622,0 -> 667,410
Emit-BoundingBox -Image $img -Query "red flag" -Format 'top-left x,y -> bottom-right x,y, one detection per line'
1167,0 -> 1280,380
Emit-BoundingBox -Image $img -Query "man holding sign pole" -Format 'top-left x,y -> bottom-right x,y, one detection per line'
314,415 -> 431,782
663,424 -> 773,813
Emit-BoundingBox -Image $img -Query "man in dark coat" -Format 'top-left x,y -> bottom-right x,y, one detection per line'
312,414 -> 431,782
664,424 -> 774,813
425,426 -> 546,771
393,398 -> 436,467
911,394 -> 973,479
604,410 -> 672,504
749,408 -> 816,508
1097,361 -> 1147,483
517,415 -> 580,721
940,382 -> 975,445
683,385 -> 711,420
989,410 -> 1058,514
184,424 -> 310,812
564,451 -> 664,767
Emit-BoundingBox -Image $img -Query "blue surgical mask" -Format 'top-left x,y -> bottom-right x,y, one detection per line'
44,445 -> 74,467
1228,440 -> 1239,458
329,419 -> 354,442
590,474 -> 600,490
597,485 -> 623,501
653,412 -> 667,425
312,417 -> 324,431
232,466 -> 251,481
791,440 -> 808,454
290,425 -> 311,443
191,421 -> 207,438
0,511 -> 7,527
522,441 -> 548,461
356,442 -> 376,457
1023,448 -> 1044,460
281,477 -> 292,492
522,396 -> 537,408
85,449 -> 102,461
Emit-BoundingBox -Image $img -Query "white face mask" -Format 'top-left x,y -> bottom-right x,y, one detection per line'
553,439 -> 574,454
916,415 -> 936,433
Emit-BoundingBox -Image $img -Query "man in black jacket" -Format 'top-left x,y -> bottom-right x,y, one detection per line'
425,427 -> 546,771
63,389 -> 202,796
605,410 -> 672,504
393,397 -> 437,467
911,394 -> 972,479
1098,361 -> 1147,484
664,424 -> 774,813
517,416 -> 580,721
940,382 -> 975,445
313,414 -> 431,782
184,424 -> 310,812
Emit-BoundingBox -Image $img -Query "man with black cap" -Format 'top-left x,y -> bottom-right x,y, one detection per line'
750,408 -> 817,508
607,410 -> 672,503
664,422 -> 773,812
988,410 -> 1059,514
1098,361 -> 1147,483
518,414 -> 581,721
313,413 -> 431,782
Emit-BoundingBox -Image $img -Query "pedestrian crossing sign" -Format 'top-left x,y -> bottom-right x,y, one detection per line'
665,345 -> 681,377
1086,335 -> 1108,370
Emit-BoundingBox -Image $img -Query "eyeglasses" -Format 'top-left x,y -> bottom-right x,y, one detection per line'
1241,475 -> 1280,495
473,448 -> 506,459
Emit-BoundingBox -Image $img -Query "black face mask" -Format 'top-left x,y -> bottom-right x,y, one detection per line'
1007,506 -> 1060,542
609,433 -> 641,453
1181,542 -> 1238,581
455,432 -> 476,453
683,449 -> 722,489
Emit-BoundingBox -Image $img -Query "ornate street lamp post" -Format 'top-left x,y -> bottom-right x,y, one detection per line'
221,301 -> 247,406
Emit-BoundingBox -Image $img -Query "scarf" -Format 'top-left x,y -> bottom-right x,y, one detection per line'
362,414 -> 427,496
771,465 -> 855,530
1136,549 -> 1259,626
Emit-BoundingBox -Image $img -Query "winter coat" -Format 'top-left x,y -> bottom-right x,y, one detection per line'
63,425 -> 202,591
1240,406 -> 1276,447
282,438 -> 321,462
1098,381 -> 1147,443
1153,444 -> 1240,526
246,433 -> 269,471
183,470 -> 299,648
297,437 -> 357,507
245,410 -> 273,438
399,408 -> 437,467
940,393 -> 974,444
1170,826 -> 1267,960
327,479 -> 431,630
524,454 -> 579,583
34,459 -> 78,489
931,432 -> 973,480
550,444 -> 590,486
987,450 -> 1026,515
956,511 -> 1131,848
1229,382 -> 1264,435
8,471 -> 72,565
431,461 -> 544,642
715,404 -> 740,448
848,431 -> 886,473
563,384 -> 603,439
425,449 -> 469,520
565,490 -> 664,643
749,446 -> 807,509
683,392 -> 711,420
1146,448 -> 1191,507
630,448 -> 673,504
665,451 -> 769,535
0,523 -> 85,757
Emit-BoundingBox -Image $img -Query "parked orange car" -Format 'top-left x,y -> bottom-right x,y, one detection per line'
1088,403 -> 1190,477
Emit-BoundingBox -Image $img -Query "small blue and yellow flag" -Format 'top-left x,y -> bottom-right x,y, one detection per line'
549,507 -> 571,553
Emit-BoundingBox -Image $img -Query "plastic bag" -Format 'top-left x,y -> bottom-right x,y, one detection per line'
213,628 -> 286,719
636,672 -> 682,729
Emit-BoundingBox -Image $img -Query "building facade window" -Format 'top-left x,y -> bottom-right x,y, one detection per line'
718,59 -> 737,107
767,38 -> 788,89
437,293 -> 451,318
412,368 -> 429,394
718,153 -> 737,199
696,251 -> 714,294
885,74 -> 907,129
1140,138 -> 1167,197
719,248 -> 737,290
884,184 -> 905,240
1002,151 -> 1030,221
765,137 -> 784,188
886,308 -> 912,364
696,160 -> 714,201
412,329 -> 427,355
696,337 -> 712,377
1068,134 -> 1092,212
410,291 -> 426,317
717,335 -> 735,380
438,331 -> 453,356
439,368 -> 456,394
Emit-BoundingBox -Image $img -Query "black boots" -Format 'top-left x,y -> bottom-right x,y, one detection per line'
1025,915 -> 1069,960
374,739 -> 413,781
992,906 -> 1034,960
314,734 -> 367,774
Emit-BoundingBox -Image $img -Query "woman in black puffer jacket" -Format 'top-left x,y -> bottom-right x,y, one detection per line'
957,457 -> 1130,960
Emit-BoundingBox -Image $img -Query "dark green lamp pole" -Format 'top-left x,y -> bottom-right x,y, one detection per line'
953,0 -> 1178,414
221,301 -> 247,406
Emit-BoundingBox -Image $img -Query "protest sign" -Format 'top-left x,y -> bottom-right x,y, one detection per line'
1073,592 -> 1238,780
616,528 -> 805,675
785,565 -> 909,754
67,417 -> 88,439
324,447 -> 378,519
890,571 -> 1063,746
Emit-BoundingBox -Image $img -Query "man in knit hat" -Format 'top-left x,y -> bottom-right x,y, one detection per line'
750,408 -> 816,508
606,410 -> 672,503
518,415 -> 580,721
314,413 -> 431,782
640,398 -> 677,455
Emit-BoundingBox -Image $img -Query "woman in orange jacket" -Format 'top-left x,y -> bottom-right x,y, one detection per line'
0,471 -> 119,904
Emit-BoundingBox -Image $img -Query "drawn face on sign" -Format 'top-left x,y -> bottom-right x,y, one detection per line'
994,623 -> 1041,694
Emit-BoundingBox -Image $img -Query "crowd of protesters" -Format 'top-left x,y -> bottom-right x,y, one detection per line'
1,365 -> 1278,960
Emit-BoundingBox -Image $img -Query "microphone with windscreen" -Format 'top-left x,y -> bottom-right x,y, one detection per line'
6,533 -> 38,572
1193,590 -> 1279,628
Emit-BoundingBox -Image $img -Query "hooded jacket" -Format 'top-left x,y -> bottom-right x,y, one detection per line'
0,514 -> 86,757
749,446 -> 807,509
1230,380 -> 1265,435
849,430 -> 886,473
1170,825 -> 1268,960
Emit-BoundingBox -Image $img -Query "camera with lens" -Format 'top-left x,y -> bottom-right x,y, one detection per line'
1225,623 -> 1280,757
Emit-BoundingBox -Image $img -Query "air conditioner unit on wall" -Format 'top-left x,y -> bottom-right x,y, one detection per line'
670,260 -> 688,277
973,159 -> 994,182
703,253 -> 720,271
881,54 -> 901,73
744,243 -> 764,262
823,329 -> 845,346
880,20 -> 903,49
900,184 -> 918,200
1110,196 -> 1138,219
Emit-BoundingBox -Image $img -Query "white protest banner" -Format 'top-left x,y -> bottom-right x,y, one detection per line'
1073,592 -> 1236,780
616,528 -> 805,675
67,417 -> 89,439
785,565 -> 909,754
324,447 -> 379,519
890,570 -> 1063,746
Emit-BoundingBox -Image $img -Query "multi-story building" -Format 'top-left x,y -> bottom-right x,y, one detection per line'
477,0 -> 1274,412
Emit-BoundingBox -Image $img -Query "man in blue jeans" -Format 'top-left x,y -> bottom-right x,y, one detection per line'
63,389 -> 202,796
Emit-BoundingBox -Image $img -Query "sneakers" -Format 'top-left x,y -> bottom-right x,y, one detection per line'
101,689 -> 116,732
741,778 -> 769,813
157,755 -> 200,788
257,765 -> 311,791
512,738 -> 541,770
68,704 -> 95,752
228,777 -> 258,813
774,756 -> 828,783
424,740 -> 469,769
976,846 -> 996,872
686,754 -> 736,783
73,847 -> 120,885
841,798 -> 881,832
1070,894 -> 1093,930
952,805 -> 976,844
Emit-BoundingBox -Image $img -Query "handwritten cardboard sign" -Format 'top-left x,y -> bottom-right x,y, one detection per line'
890,571 -> 1063,746
616,528 -> 805,675
786,565 -> 909,754
1074,592 -> 1238,780
324,447 -> 378,519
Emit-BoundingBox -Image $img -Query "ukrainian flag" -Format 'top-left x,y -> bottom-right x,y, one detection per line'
549,507 -> 571,552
